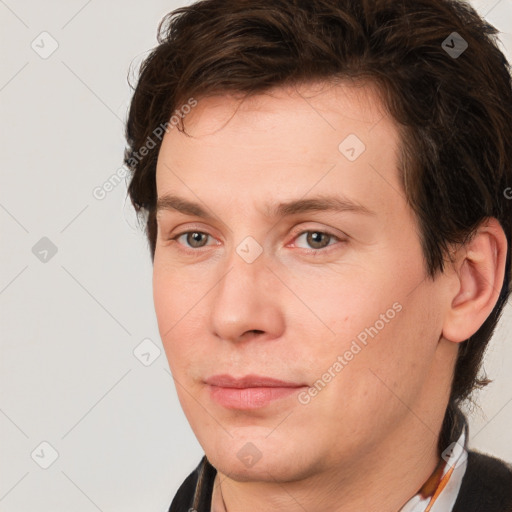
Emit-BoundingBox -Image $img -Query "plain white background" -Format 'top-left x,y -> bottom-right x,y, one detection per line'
0,1 -> 511,510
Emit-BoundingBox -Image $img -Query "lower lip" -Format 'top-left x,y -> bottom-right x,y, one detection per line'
208,385 -> 305,409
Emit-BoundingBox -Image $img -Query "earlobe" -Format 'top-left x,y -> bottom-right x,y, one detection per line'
442,218 -> 507,344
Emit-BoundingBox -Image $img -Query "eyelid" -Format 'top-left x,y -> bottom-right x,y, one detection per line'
288,222 -> 346,240
164,222 -> 217,240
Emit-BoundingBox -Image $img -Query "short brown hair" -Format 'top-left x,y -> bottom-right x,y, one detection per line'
124,0 -> 512,412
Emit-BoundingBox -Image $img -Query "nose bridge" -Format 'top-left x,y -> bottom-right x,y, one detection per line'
219,233 -> 267,299
210,238 -> 283,342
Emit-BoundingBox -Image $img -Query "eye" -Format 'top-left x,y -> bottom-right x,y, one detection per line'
167,228 -> 344,254
173,231 -> 215,249
293,230 -> 341,250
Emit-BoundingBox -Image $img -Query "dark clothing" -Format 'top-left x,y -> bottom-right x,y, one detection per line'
452,451 -> 512,512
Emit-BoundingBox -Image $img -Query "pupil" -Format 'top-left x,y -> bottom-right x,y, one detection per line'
308,231 -> 327,248
190,232 -> 205,247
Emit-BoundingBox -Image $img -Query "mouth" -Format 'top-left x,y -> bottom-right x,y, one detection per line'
204,374 -> 308,410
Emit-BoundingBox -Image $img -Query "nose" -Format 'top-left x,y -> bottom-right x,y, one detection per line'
209,247 -> 285,344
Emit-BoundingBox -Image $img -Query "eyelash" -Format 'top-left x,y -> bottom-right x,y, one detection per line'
167,228 -> 344,255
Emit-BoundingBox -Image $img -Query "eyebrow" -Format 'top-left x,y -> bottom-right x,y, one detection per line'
155,193 -> 376,219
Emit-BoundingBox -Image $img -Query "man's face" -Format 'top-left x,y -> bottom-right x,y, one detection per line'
153,82 -> 453,482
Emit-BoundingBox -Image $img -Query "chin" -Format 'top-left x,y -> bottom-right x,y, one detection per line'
205,438 -> 320,483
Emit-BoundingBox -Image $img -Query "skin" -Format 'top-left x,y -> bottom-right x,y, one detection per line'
152,81 -> 507,512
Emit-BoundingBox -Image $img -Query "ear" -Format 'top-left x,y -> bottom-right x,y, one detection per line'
442,217 -> 508,343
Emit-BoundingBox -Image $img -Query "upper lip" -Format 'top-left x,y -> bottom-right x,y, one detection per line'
205,374 -> 305,388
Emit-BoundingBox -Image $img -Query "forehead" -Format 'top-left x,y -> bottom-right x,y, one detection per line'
155,81 -> 403,218
172,80 -> 389,138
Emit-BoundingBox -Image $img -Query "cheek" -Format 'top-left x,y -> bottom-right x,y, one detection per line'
327,284 -> 443,416
152,265 -> 192,369
298,303 -> 439,454
287,261 -> 440,402
280,263 -> 400,354
152,265 -> 174,334
152,259 -> 203,333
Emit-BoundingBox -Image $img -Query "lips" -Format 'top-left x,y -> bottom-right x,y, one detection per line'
204,374 -> 305,388
204,374 -> 307,409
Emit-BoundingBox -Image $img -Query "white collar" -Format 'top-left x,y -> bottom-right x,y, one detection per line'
400,427 -> 468,512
